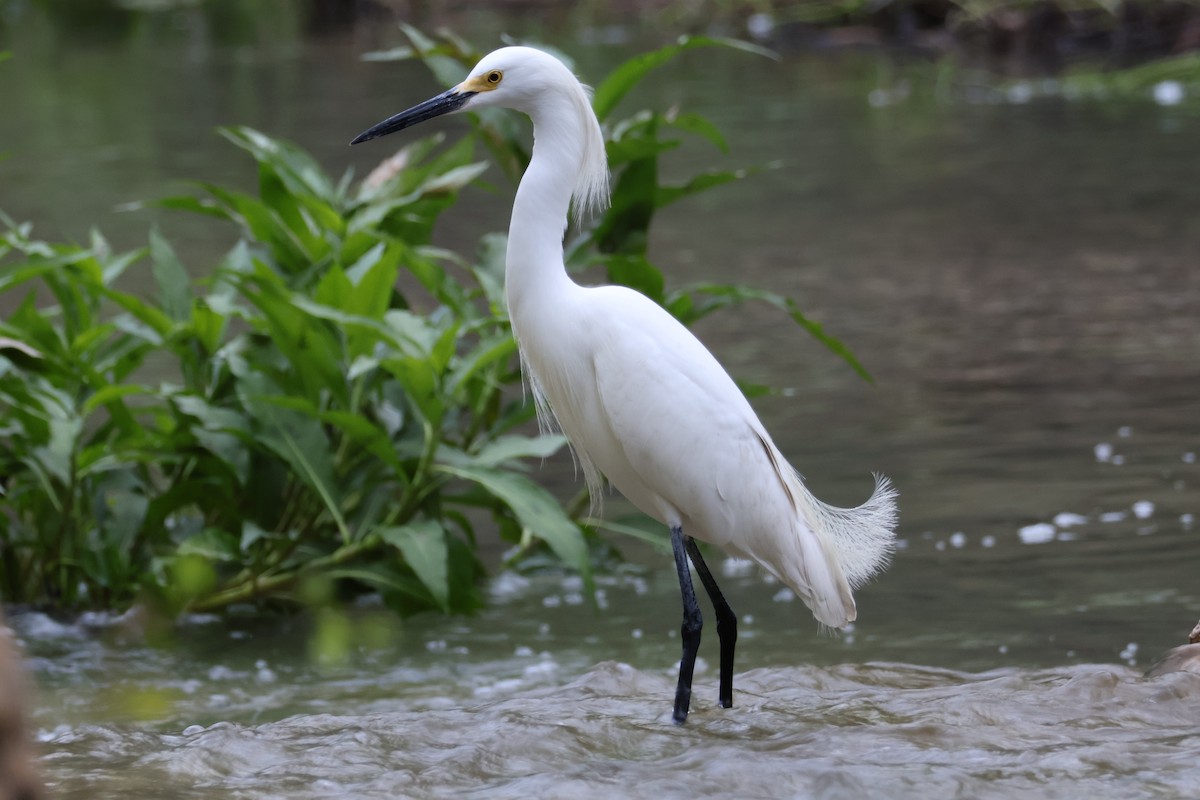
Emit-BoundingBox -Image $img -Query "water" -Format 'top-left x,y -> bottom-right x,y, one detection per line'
13,577 -> 1200,799
3,5 -> 1200,798
32,661 -> 1200,799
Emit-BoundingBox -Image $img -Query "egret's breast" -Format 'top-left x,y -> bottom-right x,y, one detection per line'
511,295 -> 669,518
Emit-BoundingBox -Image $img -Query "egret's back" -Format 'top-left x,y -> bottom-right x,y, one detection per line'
517,283 -> 896,629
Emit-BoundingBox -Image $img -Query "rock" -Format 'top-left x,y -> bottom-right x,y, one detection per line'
0,611 -> 44,800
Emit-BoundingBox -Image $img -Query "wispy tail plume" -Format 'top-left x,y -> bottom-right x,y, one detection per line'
798,472 -> 899,589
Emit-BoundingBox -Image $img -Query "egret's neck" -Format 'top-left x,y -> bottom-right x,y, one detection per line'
505,97 -> 587,319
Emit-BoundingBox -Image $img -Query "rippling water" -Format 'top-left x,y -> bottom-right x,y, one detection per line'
36,656 -> 1200,799
17,540 -> 1200,799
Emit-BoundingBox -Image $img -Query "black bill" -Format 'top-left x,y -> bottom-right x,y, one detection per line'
350,88 -> 476,145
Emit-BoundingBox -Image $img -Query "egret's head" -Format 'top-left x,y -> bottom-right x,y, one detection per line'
350,46 -> 575,145
351,46 -> 610,221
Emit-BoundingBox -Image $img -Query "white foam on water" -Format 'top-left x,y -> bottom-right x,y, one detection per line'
1018,523 -> 1056,545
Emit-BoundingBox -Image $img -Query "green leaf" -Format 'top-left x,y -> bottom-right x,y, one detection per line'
361,46 -> 415,62
594,155 -> 657,255
0,336 -> 42,359
240,278 -> 348,403
142,480 -> 225,546
192,428 -> 250,485
178,528 -> 240,562
382,355 -> 442,424
96,485 -> 149,556
325,565 -> 435,609
150,228 -> 192,322
219,126 -> 335,203
154,194 -> 234,222
273,423 -> 349,541
606,136 -> 680,167
378,519 -> 449,611
592,36 -> 776,121
345,242 -> 401,321
399,23 -> 474,86
172,394 -> 251,435
421,161 -> 489,194
102,287 -> 177,337
582,515 -> 670,549
681,284 -> 873,383
353,134 -> 446,203
287,294 -> 399,345
192,298 -> 229,355
6,293 -> 63,358
237,376 -> 350,542
313,263 -> 352,312
0,251 -> 92,294
318,410 -> 408,476
604,255 -> 665,304
258,165 -> 324,257
446,334 -> 517,396
198,182 -> 312,267
441,434 -> 567,469
171,394 -> 252,482
437,464 -> 589,580
82,383 -> 152,416
665,111 -> 729,153
382,308 -> 440,356
31,415 -> 82,485
98,243 -> 146,285
656,168 -> 753,209
735,380 -> 774,399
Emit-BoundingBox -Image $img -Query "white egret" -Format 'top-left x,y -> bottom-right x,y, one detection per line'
352,46 -> 898,723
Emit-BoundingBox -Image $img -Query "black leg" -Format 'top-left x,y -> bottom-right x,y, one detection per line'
670,524 -> 703,724
685,537 -> 737,709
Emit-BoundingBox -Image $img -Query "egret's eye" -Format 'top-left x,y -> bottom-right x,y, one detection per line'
487,70 -> 503,85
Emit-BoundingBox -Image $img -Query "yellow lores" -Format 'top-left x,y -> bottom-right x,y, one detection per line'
460,69 -> 503,93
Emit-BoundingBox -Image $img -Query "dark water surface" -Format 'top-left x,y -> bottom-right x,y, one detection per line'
3,6 -> 1199,799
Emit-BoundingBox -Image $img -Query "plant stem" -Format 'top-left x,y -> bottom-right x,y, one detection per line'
190,533 -> 382,612
389,418 -> 437,524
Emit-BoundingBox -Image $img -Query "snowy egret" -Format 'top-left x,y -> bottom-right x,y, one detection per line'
352,46 -> 898,723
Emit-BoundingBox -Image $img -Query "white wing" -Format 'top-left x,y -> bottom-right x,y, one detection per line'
583,286 -> 858,626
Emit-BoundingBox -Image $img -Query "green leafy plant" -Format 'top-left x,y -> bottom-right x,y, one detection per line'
0,219 -> 161,607
147,127 -> 591,614
0,130 -> 587,613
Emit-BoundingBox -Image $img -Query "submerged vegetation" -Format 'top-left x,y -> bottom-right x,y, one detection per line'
0,32 -> 862,615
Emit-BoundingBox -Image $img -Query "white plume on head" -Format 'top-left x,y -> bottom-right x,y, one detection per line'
569,80 -> 610,224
